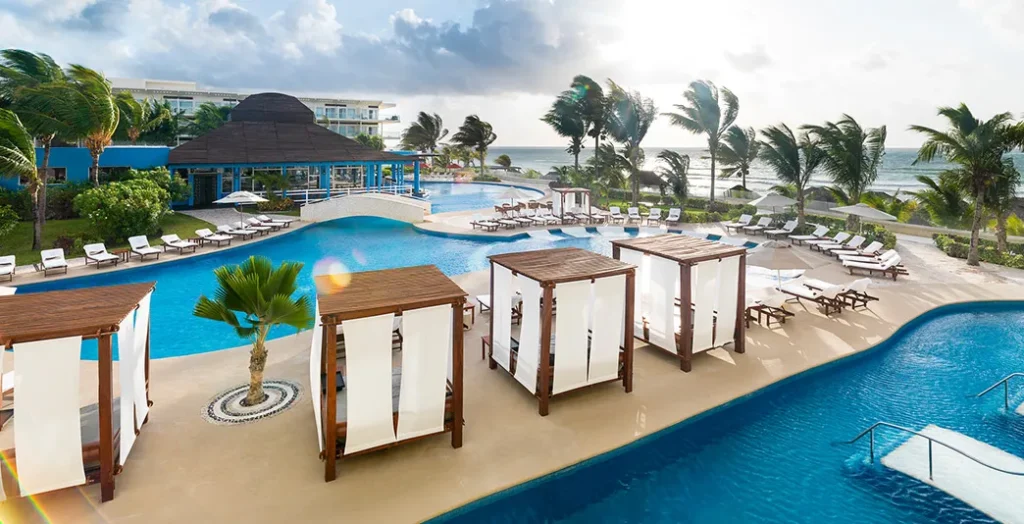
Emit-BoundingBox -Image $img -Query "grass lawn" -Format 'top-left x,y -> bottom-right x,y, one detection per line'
1,212 -> 214,266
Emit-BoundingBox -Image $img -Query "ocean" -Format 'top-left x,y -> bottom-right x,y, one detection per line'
486,146 -> 1024,198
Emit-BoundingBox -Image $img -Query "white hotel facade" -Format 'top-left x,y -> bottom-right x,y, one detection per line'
110,78 -> 400,142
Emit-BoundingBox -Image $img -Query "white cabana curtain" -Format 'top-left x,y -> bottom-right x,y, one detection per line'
397,304 -> 452,440
309,301 -> 324,452
692,260 -> 718,353
588,274 -> 626,383
552,280 -> 590,394
342,313 -> 398,455
714,257 -> 741,347
491,264 -> 515,371
514,276 -> 542,392
132,293 -> 151,428
117,315 -> 137,464
648,256 -> 679,350
552,194 -> 562,216
617,248 -> 646,339
14,336 -> 86,496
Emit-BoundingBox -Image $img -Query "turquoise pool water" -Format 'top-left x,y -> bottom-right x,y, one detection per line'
422,181 -> 544,213
434,302 -> 1024,523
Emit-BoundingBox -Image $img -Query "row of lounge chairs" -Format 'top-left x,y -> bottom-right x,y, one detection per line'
9,215 -> 294,279
747,277 -> 879,327
472,206 -> 687,231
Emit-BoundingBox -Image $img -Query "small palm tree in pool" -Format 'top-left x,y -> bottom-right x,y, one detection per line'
194,256 -> 313,406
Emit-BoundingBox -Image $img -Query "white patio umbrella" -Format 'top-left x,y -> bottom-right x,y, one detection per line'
213,191 -> 268,205
748,193 -> 797,216
831,203 -> 896,232
745,240 -> 817,290
496,186 -> 536,205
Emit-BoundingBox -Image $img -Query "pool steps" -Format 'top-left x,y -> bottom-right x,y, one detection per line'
880,425 -> 1024,524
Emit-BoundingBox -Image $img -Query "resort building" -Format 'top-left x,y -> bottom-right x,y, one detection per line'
110,78 -> 400,142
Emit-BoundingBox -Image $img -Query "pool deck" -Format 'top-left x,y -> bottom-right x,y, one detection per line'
2,223 -> 1023,523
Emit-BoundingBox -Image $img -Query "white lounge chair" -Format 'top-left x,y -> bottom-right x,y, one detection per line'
646,208 -> 663,225
197,228 -> 234,247
800,277 -> 879,310
844,253 -> 905,280
780,281 -> 845,316
627,207 -> 642,224
0,285 -> 15,296
608,206 -> 625,224
0,255 -> 14,282
588,207 -> 608,224
789,225 -> 829,245
83,243 -> 120,268
820,235 -> 865,254
743,217 -> 773,235
805,231 -> 850,249
830,241 -> 883,259
525,209 -> 549,226
128,236 -> 161,261
471,214 -> 500,231
539,210 -> 561,225
218,224 -> 256,240
841,248 -> 899,265
765,220 -> 797,240
234,220 -> 270,236
161,234 -> 199,254
496,215 -> 518,230
664,208 -> 682,226
39,248 -> 68,276
257,214 -> 294,228
722,214 -> 752,232
246,217 -> 282,231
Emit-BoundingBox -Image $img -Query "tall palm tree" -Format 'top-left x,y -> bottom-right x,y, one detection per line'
586,142 -> 628,191
194,256 -> 312,406
115,93 -> 169,145
605,80 -> 657,205
803,115 -> 886,230
985,163 -> 1020,252
451,115 -> 497,177
571,75 -> 607,184
0,49 -> 71,249
663,80 -> 739,203
657,150 -> 690,203
187,102 -> 231,138
758,124 -> 823,226
400,112 -> 448,153
716,126 -> 760,191
542,91 -> 588,171
860,188 -> 917,223
911,173 -> 971,229
910,104 -> 1013,265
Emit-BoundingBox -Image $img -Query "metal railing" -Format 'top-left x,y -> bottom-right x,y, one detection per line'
294,185 -> 416,206
842,421 -> 1024,481
973,373 -> 1024,411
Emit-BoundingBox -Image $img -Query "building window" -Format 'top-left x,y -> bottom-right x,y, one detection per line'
325,107 -> 338,119
332,166 -> 362,189
221,171 -> 234,194
366,127 -> 377,136
49,167 -> 67,183
287,167 -> 319,190
165,97 -> 196,116
315,107 -> 324,118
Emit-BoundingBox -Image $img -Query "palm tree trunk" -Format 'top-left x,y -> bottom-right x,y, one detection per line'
245,326 -> 270,406
997,211 -> 1009,252
967,187 -> 985,266
33,140 -> 53,251
574,151 -> 580,172
709,142 -> 717,204
796,187 -> 806,228
630,149 -> 639,206
479,150 -> 485,178
90,151 -> 101,186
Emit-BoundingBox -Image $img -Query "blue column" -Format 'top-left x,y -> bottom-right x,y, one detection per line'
324,164 -> 331,198
233,167 -> 241,192
365,163 -> 372,189
216,171 -> 224,199
413,161 -> 421,193
187,173 -> 195,207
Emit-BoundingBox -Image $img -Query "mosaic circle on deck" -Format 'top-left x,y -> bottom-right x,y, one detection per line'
202,379 -> 301,426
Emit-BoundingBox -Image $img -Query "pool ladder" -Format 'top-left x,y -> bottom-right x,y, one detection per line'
841,421 -> 1024,480
971,373 -> 1024,411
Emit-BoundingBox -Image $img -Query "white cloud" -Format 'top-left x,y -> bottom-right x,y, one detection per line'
959,0 -> 1024,45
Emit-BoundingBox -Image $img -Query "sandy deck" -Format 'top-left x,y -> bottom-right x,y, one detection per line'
0,225 -> 1021,523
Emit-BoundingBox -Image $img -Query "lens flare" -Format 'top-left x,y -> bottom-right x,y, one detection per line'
351,249 -> 367,266
313,257 -> 352,294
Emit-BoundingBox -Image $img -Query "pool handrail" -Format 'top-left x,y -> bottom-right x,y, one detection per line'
842,421 -> 1024,480
972,372 -> 1024,410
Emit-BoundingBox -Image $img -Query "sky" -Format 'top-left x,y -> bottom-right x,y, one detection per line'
1,0 -> 1022,147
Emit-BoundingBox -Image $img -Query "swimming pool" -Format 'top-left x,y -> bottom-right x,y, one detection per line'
422,181 -> 544,213
433,302 -> 1024,523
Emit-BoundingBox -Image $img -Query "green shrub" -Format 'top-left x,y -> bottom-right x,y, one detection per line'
45,182 -> 91,220
51,234 -> 78,255
932,233 -> 1024,268
73,179 -> 170,242
0,188 -> 33,221
473,174 -> 502,182
704,201 -> 731,213
0,204 -> 17,242
257,197 -> 294,212
522,169 -> 542,179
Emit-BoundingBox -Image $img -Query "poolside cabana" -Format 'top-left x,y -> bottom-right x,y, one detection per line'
310,265 -> 466,482
611,235 -> 746,372
551,187 -> 591,221
0,282 -> 155,502
486,248 -> 636,416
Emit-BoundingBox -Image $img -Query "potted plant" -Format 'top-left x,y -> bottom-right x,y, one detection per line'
194,256 -> 312,406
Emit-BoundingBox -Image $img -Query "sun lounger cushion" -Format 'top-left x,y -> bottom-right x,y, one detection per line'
40,249 -> 66,269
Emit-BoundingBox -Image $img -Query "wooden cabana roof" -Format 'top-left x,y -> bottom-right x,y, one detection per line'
489,247 -> 634,285
315,265 -> 467,322
0,282 -> 155,346
611,234 -> 747,265
168,92 -> 409,166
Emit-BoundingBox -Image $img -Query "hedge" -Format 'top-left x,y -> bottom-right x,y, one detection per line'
933,234 -> 1024,269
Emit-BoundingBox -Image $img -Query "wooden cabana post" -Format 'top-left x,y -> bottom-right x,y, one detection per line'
311,265 -> 467,481
551,187 -> 591,222
0,282 -> 156,502
485,248 -> 635,416
612,234 -> 746,372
